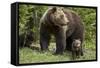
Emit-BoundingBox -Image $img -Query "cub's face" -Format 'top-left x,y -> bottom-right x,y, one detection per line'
50,7 -> 69,27
72,40 -> 81,51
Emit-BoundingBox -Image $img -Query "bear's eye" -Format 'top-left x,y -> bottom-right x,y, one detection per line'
60,15 -> 64,18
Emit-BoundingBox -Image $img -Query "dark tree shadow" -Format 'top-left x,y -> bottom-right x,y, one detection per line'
30,45 -> 40,51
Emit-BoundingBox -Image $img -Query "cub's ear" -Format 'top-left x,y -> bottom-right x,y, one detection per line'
52,7 -> 57,13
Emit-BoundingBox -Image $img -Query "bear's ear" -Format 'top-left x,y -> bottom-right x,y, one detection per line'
52,7 -> 57,13
61,7 -> 64,10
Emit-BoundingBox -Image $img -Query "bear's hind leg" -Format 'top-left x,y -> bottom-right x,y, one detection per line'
66,37 -> 72,51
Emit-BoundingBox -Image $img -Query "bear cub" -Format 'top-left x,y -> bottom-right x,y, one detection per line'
72,39 -> 83,59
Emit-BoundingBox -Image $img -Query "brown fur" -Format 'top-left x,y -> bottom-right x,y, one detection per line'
72,39 -> 82,59
40,7 -> 84,54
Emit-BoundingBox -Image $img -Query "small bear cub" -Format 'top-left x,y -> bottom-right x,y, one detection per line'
72,39 -> 83,59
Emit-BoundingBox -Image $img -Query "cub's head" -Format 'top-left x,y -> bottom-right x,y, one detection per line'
49,7 -> 69,27
72,39 -> 81,51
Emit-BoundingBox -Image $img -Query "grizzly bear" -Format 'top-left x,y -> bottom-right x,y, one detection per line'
72,39 -> 83,59
40,7 -> 84,54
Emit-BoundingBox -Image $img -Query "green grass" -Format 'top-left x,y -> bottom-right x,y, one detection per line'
19,41 -> 96,64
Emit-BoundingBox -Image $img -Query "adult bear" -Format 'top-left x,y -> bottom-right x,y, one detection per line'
40,7 -> 84,54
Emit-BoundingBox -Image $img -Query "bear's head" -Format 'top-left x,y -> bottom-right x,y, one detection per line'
49,7 -> 69,27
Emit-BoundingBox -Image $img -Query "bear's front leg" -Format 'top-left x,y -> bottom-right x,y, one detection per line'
55,28 -> 66,54
40,26 -> 50,51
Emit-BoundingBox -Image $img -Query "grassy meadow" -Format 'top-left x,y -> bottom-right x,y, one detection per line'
19,41 -> 96,64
